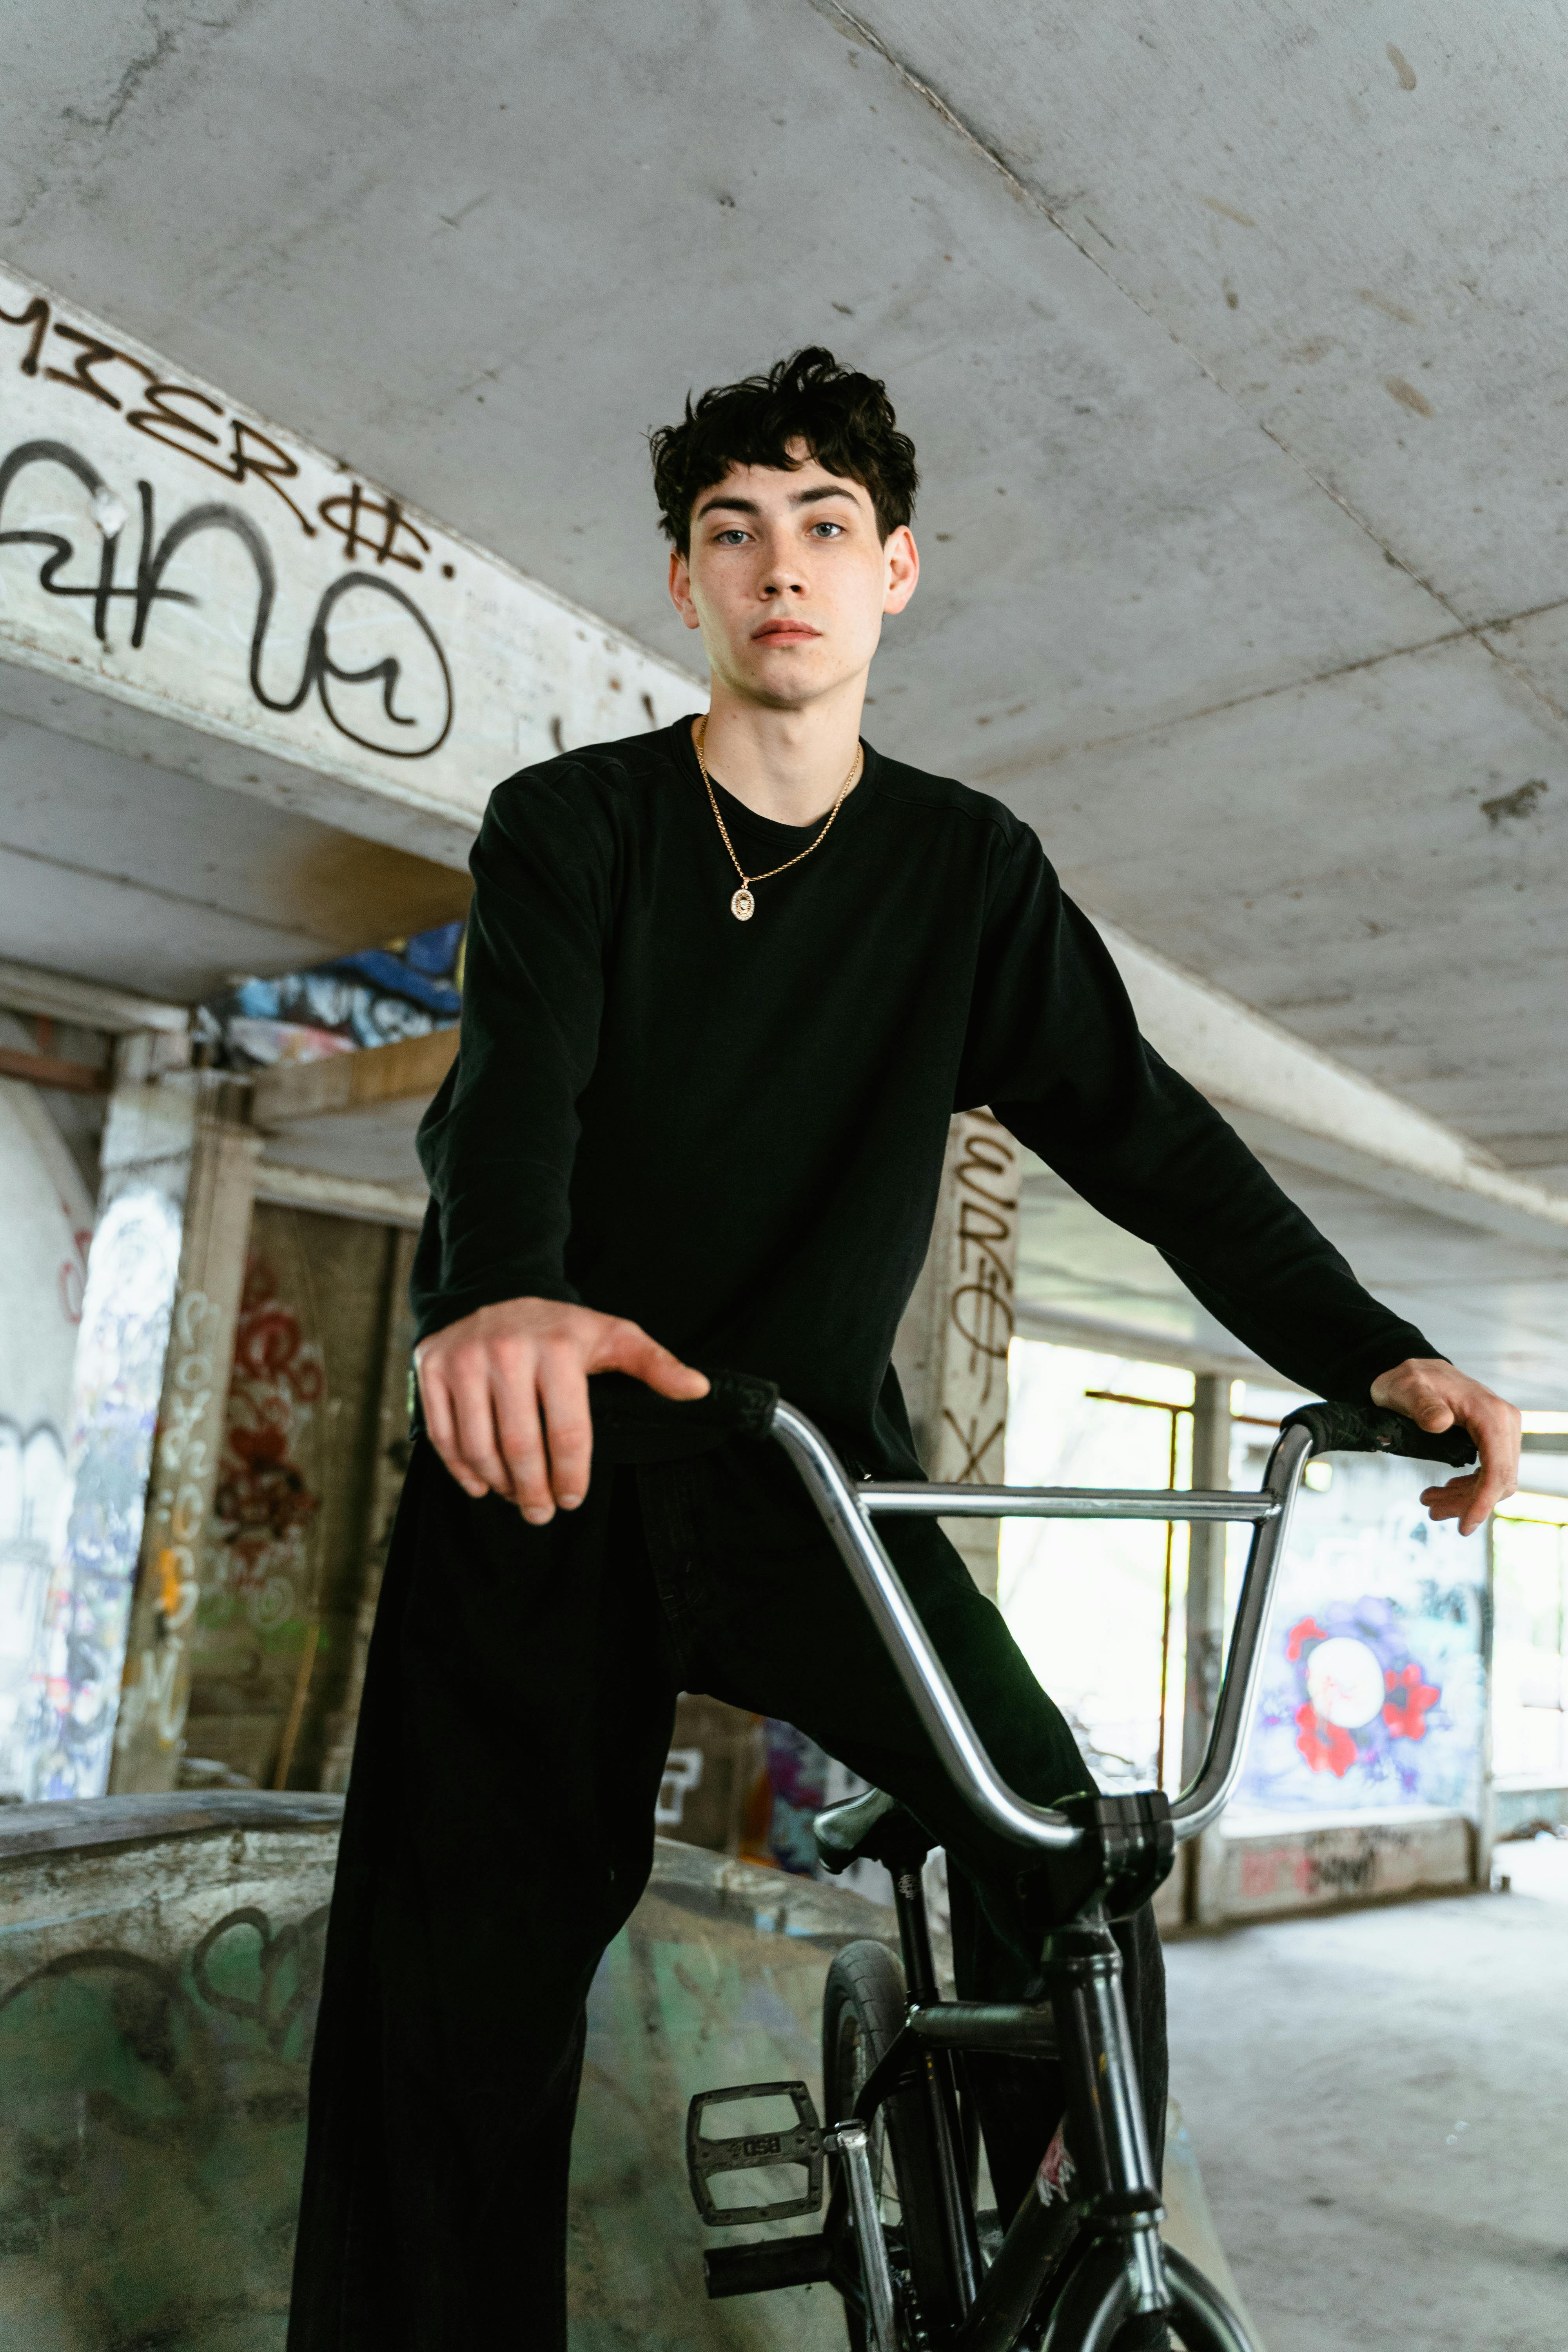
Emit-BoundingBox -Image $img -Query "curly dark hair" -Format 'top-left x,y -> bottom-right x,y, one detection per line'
649,347 -> 919,555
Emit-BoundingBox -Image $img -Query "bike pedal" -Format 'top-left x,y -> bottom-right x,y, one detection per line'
686,2080 -> 824,2226
702,2236 -> 832,2299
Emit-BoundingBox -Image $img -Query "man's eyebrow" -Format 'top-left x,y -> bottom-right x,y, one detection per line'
694,492 -> 762,521
693,480 -> 865,522
790,482 -> 861,509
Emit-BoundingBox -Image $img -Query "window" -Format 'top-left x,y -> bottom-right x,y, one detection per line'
1001,1341 -> 1194,1792
1492,1496 -> 1568,1788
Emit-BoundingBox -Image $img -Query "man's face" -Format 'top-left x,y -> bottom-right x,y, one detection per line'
668,442 -> 918,709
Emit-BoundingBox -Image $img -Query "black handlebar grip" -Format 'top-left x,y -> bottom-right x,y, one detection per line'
1281,1400 -> 1477,1470
588,1367 -> 780,1464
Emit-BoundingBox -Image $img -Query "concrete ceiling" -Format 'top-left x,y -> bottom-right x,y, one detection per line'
1020,1152 -> 1568,1406
4,0 -> 1567,1392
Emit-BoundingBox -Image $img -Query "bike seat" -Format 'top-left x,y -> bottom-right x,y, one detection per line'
812,1786 -> 933,1876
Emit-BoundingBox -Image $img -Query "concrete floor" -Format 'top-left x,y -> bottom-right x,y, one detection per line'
1165,1839 -> 1568,2352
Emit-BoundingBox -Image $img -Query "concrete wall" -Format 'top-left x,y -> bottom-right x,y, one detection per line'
0,1020 -> 94,1799
184,1203 -> 415,1794
1194,1810 -> 1474,1926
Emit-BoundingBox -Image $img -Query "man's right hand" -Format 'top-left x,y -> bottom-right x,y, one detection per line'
413,1298 -> 710,1522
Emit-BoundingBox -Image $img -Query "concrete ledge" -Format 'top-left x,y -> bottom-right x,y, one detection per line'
0,1789 -> 343,1864
1195,1810 -> 1475,1925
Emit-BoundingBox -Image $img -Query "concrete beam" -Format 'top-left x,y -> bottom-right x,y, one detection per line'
0,263 -> 701,866
249,1027 -> 457,1131
251,1162 -> 427,1230
1100,918 -> 1568,1251
0,956 -> 189,1035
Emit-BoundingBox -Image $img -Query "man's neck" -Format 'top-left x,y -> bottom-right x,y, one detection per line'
694,684 -> 867,825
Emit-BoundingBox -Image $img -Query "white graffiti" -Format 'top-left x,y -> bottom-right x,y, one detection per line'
0,1419 -> 67,1798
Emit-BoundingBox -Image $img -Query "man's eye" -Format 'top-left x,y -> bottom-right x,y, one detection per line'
714,528 -> 750,545
811,521 -> 846,537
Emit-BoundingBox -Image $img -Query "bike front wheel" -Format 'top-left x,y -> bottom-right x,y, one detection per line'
823,1938 -> 952,2350
1042,2236 -> 1261,2352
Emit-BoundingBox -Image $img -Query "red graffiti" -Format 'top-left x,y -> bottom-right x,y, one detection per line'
1382,1663 -> 1439,1742
1294,1701 -> 1356,1778
1286,1615 -> 1327,1663
212,1255 -> 322,1602
233,1259 -> 325,1401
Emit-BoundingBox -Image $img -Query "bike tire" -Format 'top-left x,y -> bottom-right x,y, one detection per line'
822,1938 -> 949,2350
1040,2238 -> 1259,2352
1159,2246 -> 1261,2352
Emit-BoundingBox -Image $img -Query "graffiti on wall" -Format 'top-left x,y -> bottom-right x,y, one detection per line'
0,266 -> 698,811
1238,1455 -> 1485,1816
206,1256 -> 323,1638
931,1111 -> 1020,1490
0,434 -> 454,761
27,1185 -> 185,1800
0,1422 -> 66,1799
0,1900 -> 328,2338
0,1048 -> 95,1798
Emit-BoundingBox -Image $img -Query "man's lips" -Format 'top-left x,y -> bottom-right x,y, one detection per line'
752,621 -> 820,642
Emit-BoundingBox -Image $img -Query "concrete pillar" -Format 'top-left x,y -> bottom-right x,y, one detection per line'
28,1033 -> 258,1798
1476,1513 -> 1497,1890
891,1110 -> 1021,1599
1180,1374 -> 1231,1794
318,1225 -> 418,1794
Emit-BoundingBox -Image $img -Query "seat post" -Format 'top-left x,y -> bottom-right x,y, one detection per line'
892,1861 -> 939,2005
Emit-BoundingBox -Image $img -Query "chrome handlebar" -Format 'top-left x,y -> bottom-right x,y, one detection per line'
768,1402 -> 1318,1857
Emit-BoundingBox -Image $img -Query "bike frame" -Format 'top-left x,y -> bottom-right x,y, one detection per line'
765,1403 -> 1316,2352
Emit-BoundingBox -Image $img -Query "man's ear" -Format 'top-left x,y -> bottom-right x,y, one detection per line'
669,546 -> 701,631
884,524 -> 919,615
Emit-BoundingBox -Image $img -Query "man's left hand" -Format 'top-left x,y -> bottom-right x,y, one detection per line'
1368,1357 -> 1521,1536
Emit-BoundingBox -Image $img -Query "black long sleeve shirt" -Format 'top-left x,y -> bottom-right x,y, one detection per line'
412,718 -> 1434,1475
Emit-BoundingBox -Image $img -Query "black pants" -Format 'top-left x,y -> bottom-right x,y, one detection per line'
288,1434 -> 1168,2348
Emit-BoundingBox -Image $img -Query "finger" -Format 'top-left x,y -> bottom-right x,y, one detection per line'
490,1359 -> 557,1523
602,1320 -> 710,1398
1408,1388 -> 1457,1433
1419,1464 -> 1495,1539
536,1346 -> 593,1508
1461,1411 -> 1517,1536
449,1371 -> 516,1503
1419,1473 -> 1475,1520
416,1355 -> 488,1500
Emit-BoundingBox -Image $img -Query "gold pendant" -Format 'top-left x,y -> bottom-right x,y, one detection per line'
731,887 -> 755,921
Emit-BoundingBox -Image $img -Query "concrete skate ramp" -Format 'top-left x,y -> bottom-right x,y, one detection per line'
0,1796 -> 1253,2350
0,1791 -> 341,2352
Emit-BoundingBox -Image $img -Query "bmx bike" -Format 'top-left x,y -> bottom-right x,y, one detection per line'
675,1382 -> 1475,2349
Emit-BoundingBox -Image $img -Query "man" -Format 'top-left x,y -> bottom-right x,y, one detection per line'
289,348 -> 1519,2348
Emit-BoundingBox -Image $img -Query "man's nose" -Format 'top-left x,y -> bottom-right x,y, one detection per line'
758,538 -> 808,595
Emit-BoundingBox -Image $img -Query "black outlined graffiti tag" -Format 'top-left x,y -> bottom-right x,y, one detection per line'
0,438 -> 453,760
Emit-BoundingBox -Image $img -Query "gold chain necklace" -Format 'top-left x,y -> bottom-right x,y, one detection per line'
695,717 -> 863,922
